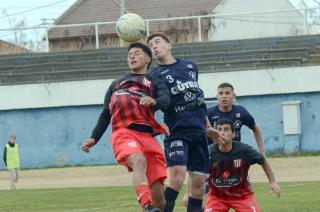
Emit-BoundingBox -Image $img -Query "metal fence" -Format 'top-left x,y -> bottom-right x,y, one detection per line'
0,6 -> 319,53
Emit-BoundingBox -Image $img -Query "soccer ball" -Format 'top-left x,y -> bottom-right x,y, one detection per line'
116,13 -> 146,42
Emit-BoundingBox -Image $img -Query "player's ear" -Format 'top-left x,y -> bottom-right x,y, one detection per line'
167,42 -> 172,50
145,56 -> 151,65
231,131 -> 236,139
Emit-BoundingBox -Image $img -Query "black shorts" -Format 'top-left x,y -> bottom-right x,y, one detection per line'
164,127 -> 209,174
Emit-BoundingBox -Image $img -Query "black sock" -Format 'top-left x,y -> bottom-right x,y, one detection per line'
164,187 -> 179,212
187,197 -> 203,212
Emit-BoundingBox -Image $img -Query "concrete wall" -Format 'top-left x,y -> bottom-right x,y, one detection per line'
1,66 -> 319,110
209,0 -> 306,41
207,92 -> 320,153
1,65 -> 320,168
0,105 -> 115,169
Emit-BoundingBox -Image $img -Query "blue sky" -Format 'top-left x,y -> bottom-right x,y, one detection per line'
0,0 -> 318,48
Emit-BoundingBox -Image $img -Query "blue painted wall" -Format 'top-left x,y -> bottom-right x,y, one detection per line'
0,92 -> 319,168
206,92 -> 320,154
0,106 -> 115,169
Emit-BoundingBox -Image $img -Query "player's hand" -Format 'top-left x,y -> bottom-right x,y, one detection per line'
269,181 -> 281,198
160,122 -> 170,136
81,138 -> 96,153
140,96 -> 156,107
207,127 -> 227,145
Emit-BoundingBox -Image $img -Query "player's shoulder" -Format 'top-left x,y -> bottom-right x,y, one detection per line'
178,59 -> 197,67
232,104 -> 249,113
148,67 -> 161,77
233,141 -> 253,151
232,104 -> 246,110
207,105 -> 219,113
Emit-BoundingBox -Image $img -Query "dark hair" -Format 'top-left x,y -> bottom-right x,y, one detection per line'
216,118 -> 235,132
128,42 -> 152,69
147,32 -> 170,44
218,82 -> 234,91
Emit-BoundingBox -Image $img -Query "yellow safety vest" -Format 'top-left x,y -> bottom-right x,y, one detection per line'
6,143 -> 20,169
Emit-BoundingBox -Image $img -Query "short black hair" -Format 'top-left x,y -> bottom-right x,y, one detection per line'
147,32 -> 170,44
216,118 -> 235,132
128,42 -> 153,69
218,82 -> 234,91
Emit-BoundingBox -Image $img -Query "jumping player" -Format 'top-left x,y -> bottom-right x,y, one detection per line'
147,33 -> 223,212
82,42 -> 170,212
204,118 -> 281,212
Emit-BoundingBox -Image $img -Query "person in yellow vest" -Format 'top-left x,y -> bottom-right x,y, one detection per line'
3,134 -> 20,190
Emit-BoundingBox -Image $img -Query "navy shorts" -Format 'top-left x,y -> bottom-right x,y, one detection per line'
164,127 -> 209,174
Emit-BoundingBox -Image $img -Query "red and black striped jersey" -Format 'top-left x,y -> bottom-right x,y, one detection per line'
208,142 -> 265,199
91,73 -> 170,143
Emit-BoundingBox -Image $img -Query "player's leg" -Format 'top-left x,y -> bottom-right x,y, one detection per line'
12,169 -> 18,189
187,130 -> 210,211
182,175 -> 190,207
163,131 -> 189,212
229,194 -> 260,212
183,174 -> 209,208
150,180 -> 166,210
125,153 -> 151,203
111,128 -> 152,209
8,169 -> 15,190
203,176 -> 210,207
164,165 -> 187,211
143,133 -> 167,210
15,168 -> 19,183
188,172 -> 206,211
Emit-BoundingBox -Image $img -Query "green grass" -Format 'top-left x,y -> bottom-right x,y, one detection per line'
0,181 -> 319,212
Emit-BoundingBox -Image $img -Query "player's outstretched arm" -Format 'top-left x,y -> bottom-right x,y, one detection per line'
81,138 -> 96,153
252,125 -> 266,156
261,160 -> 281,197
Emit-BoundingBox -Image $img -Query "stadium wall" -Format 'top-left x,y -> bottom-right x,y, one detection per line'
0,66 -> 319,168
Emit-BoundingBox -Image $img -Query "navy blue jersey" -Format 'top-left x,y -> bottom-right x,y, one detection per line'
149,59 -> 206,131
208,142 -> 265,199
207,105 -> 255,141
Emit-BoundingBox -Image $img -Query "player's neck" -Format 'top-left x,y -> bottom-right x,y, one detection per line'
131,68 -> 148,75
219,143 -> 232,152
157,54 -> 176,65
218,105 -> 232,112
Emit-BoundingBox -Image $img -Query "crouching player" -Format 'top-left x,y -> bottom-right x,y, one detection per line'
204,118 -> 281,212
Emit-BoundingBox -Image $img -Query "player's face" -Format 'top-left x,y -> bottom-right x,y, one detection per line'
9,136 -> 16,143
127,48 -> 151,72
148,36 -> 172,60
217,124 -> 235,143
217,87 -> 235,107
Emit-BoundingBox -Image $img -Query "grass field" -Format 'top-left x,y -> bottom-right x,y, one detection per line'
0,181 -> 319,212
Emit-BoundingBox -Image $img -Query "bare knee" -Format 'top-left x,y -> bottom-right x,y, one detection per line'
126,153 -> 147,171
168,166 -> 186,191
189,173 -> 206,199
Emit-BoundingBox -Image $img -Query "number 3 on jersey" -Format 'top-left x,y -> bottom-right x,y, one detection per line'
166,75 -> 174,83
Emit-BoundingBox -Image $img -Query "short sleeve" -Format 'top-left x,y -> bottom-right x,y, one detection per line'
245,144 -> 265,165
241,106 -> 256,130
